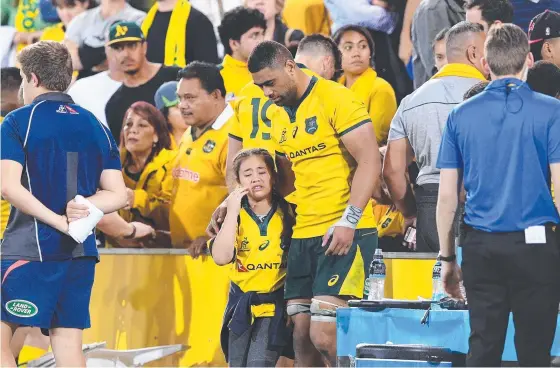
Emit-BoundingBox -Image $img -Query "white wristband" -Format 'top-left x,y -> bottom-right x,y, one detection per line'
333,204 -> 363,229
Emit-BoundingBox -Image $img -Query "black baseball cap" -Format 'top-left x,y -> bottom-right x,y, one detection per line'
528,10 -> 560,45
106,21 -> 144,46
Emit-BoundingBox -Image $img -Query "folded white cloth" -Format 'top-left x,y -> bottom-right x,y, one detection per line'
68,195 -> 104,243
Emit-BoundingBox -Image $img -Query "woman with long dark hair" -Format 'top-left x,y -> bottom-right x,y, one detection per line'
98,101 -> 176,247
334,25 -> 397,146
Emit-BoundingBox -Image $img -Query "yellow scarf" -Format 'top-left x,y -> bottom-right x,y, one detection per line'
141,0 -> 191,67
431,63 -> 487,81
15,0 -> 40,51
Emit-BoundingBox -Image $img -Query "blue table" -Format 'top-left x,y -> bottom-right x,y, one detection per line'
337,308 -> 560,362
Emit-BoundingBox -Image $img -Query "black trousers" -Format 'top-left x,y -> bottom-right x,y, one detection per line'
415,184 -> 440,252
461,226 -> 560,366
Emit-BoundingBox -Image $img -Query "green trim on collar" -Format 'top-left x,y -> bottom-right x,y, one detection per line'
241,196 -> 277,236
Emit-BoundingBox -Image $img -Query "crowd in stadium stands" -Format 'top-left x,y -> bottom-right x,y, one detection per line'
1,0 -> 560,366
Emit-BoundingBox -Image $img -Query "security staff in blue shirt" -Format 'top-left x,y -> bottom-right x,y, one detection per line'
436,24 -> 560,367
0,41 -> 128,366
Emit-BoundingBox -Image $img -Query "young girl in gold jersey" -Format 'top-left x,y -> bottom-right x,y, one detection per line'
210,148 -> 294,367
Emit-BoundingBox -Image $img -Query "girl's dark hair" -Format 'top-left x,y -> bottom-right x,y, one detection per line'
51,0 -> 94,9
333,25 -> 375,61
232,148 -> 295,247
121,101 -> 172,168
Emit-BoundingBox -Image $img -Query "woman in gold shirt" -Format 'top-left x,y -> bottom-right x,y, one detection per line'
334,25 -> 397,145
96,101 -> 176,247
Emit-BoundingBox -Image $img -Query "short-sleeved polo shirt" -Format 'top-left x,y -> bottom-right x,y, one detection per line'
437,78 -> 560,232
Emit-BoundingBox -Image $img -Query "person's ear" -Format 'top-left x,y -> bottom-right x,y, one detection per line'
526,52 -> 534,69
285,59 -> 296,75
481,56 -> 491,77
542,41 -> 552,59
30,72 -> 40,87
229,39 -> 240,55
466,45 -> 477,65
210,89 -> 221,101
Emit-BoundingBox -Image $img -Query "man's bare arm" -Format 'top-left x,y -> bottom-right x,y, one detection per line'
226,137 -> 243,192
341,123 -> 381,210
1,160 -> 67,232
383,137 -> 416,217
275,154 -> 295,197
436,168 -> 461,257
84,169 -> 128,213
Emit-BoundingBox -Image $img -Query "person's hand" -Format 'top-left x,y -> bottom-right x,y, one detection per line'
126,189 -> 135,209
402,216 -> 417,250
130,222 -> 155,239
206,201 -> 229,237
442,260 -> 463,299
227,187 -> 248,214
66,199 -> 89,222
189,236 -> 209,259
323,226 -> 355,256
398,33 -> 413,66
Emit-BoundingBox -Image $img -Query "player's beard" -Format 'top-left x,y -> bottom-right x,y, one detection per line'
277,86 -> 299,107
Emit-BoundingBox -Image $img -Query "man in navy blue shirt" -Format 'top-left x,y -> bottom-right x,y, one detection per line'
0,41 -> 127,366
436,24 -> 560,366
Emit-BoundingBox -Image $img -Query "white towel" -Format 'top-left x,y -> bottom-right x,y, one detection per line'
68,195 -> 104,243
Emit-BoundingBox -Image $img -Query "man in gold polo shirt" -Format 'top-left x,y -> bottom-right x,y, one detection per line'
217,7 -> 266,101
248,41 -> 382,366
169,61 -> 232,256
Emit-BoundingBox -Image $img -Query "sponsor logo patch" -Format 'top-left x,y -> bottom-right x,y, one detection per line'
5,300 -> 38,318
236,259 -> 248,272
305,116 -> 318,134
203,140 -> 216,153
328,274 -> 339,287
172,167 -> 200,182
258,240 -> 270,251
239,237 -> 250,252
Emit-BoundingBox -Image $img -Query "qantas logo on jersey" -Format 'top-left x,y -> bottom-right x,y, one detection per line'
236,259 -> 248,272
246,261 -> 287,270
56,105 -> 79,114
288,143 -> 326,159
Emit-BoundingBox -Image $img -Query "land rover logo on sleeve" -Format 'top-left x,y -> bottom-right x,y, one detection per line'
203,140 -> 216,153
5,299 -> 38,318
305,116 -> 318,134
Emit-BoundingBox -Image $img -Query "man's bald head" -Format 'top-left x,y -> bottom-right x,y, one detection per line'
446,21 -> 487,75
248,40 -> 294,73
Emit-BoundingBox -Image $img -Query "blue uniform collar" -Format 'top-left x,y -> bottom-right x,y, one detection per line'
32,92 -> 74,104
486,78 -> 527,92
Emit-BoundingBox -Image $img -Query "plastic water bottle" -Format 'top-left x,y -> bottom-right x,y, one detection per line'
367,249 -> 386,301
432,254 -> 445,301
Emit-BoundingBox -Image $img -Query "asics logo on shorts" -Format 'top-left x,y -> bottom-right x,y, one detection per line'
328,274 -> 339,287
